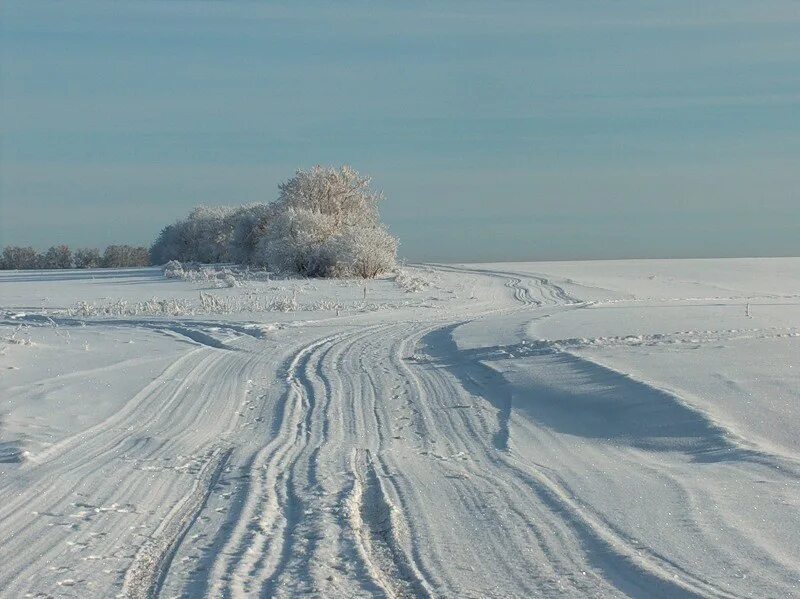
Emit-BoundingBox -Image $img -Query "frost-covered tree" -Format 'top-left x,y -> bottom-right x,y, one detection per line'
276,165 -> 382,228
149,223 -> 186,264
150,206 -> 239,264
256,208 -> 338,275
254,165 -> 398,277
41,245 -> 74,269
74,248 -> 102,269
185,206 -> 238,263
328,224 -> 398,278
148,165 -> 398,277
1,246 -> 41,270
228,203 -> 274,264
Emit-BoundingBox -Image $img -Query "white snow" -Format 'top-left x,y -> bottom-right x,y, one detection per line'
1,258 -> 799,598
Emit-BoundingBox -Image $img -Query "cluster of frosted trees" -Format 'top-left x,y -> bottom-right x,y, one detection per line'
150,166 -> 398,278
0,245 -> 150,270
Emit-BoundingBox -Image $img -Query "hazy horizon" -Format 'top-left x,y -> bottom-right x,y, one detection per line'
2,1 -> 799,262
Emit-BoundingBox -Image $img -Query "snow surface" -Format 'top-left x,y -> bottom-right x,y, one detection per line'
1,259 -> 798,598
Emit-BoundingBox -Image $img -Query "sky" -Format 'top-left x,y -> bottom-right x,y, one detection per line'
1,1 -> 799,262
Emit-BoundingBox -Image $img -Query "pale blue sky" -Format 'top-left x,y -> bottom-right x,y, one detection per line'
1,1 -> 798,261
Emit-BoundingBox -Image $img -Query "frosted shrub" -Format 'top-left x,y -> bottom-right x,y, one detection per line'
253,166 -> 398,278
395,269 -> 430,293
163,260 -> 185,279
64,290 -> 418,318
269,295 -> 299,312
199,291 -> 229,313
327,225 -> 398,278
150,206 -> 239,264
228,204 -> 274,264
256,209 -> 339,276
149,165 -> 398,278
151,204 -> 274,266
219,273 -> 240,288
311,299 -> 341,311
140,298 -> 193,316
162,262 -> 244,288
71,298 -> 194,317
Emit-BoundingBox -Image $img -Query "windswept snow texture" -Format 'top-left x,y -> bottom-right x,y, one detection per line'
1,258 -> 799,598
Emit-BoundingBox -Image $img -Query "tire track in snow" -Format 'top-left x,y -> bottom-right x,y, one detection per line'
389,323 -> 605,596
388,315 -> 741,598
425,263 -> 582,306
207,335 -> 337,597
215,322 -> 438,598
0,334 -> 264,597
345,325 -> 441,597
0,347 -> 214,530
122,445 -> 232,599
347,448 -> 431,599
340,320 -> 564,595
254,322 -> 430,598
202,325 -> 400,598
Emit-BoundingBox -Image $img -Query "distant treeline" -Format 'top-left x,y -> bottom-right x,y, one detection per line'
0,245 -> 150,270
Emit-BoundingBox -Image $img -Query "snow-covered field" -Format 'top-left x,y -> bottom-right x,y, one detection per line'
1,258 -> 799,598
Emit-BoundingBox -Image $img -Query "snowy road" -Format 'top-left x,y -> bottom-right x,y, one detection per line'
1,260 -> 799,597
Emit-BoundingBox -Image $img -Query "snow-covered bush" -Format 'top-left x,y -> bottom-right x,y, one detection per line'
163,260 -> 185,279
269,295 -> 299,312
219,273 -> 241,288
151,205 -> 266,265
228,203 -> 274,264
394,269 -> 430,293
162,262 -> 244,288
327,225 -> 398,278
149,165 -> 398,278
253,165 -> 398,277
199,291 -> 228,313
150,206 -> 240,264
72,298 -> 194,317
255,208 -> 338,276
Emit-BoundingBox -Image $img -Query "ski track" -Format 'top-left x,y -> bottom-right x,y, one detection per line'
1,264 -> 798,598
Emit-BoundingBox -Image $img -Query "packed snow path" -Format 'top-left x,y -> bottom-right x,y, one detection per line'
1,260 -> 799,597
